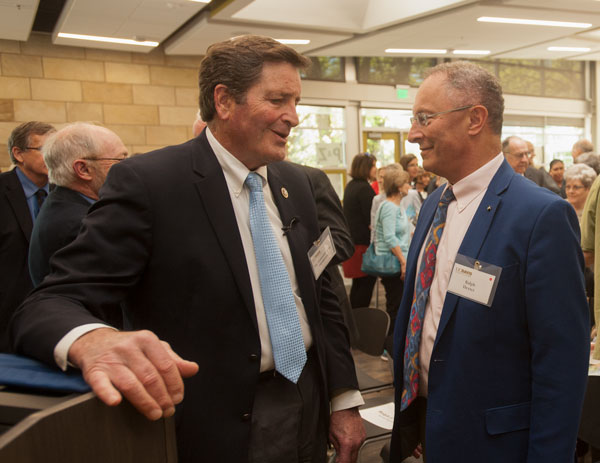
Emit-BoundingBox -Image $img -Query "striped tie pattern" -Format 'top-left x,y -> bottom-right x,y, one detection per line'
401,186 -> 455,410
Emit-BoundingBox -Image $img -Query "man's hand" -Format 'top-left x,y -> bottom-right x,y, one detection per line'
329,407 -> 366,463
68,328 -> 199,420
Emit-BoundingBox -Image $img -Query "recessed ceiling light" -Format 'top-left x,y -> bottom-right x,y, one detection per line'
187,0 -> 211,3
385,48 -> 447,54
477,17 -> 592,28
275,39 -> 310,45
548,46 -> 591,52
453,50 -> 491,55
58,33 -> 158,47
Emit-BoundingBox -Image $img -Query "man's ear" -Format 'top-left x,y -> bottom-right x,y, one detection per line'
214,84 -> 233,121
12,146 -> 24,164
72,159 -> 93,181
467,105 -> 488,136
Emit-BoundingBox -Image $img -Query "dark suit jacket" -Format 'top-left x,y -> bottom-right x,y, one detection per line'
391,160 -> 589,462
525,165 -> 561,195
28,186 -> 91,287
11,133 -> 358,462
0,169 -> 33,352
343,178 -> 375,246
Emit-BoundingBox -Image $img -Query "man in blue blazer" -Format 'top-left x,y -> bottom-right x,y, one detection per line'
390,61 -> 589,462
11,36 -> 364,462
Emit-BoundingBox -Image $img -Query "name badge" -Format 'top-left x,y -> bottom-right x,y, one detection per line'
308,227 -> 336,280
447,254 -> 502,307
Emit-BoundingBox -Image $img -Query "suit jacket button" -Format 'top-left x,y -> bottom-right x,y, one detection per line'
249,354 -> 258,361
241,413 -> 251,422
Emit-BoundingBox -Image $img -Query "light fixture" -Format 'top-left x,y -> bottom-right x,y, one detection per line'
187,0 -> 211,3
477,17 -> 591,29
385,48 -> 447,54
453,50 -> 490,55
275,39 -> 310,45
548,46 -> 591,52
57,33 -> 158,47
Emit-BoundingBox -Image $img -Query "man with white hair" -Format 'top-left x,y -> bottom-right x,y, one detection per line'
28,122 -> 127,287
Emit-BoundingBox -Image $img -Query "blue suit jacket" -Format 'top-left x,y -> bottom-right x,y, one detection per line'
391,160 -> 590,462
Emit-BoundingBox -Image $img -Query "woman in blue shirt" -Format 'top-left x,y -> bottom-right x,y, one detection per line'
374,167 -> 411,333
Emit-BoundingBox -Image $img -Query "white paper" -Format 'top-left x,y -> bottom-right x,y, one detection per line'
447,262 -> 496,306
359,402 -> 395,430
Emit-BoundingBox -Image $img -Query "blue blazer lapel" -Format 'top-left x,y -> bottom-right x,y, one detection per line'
434,160 -> 514,345
191,132 -> 258,331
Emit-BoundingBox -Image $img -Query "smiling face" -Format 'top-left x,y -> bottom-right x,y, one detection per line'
407,74 -> 472,184
217,61 -> 301,170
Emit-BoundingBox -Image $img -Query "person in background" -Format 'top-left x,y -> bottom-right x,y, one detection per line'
573,139 -> 594,161
370,166 -> 384,194
414,168 -> 431,202
565,163 -> 597,221
373,168 -> 411,341
28,123 -> 128,288
370,163 -> 401,242
549,159 -> 566,198
575,152 -> 600,175
342,153 -> 378,308
400,154 -> 419,186
0,121 -> 55,352
391,60 -> 588,463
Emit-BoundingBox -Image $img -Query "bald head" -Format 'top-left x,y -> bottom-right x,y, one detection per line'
572,139 -> 593,160
502,136 -> 530,174
43,123 -> 128,199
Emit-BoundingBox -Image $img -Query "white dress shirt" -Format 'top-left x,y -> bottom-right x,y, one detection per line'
416,153 -> 504,397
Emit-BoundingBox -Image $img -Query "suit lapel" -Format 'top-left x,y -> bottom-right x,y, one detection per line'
4,170 -> 33,242
191,134 -> 258,330
434,160 -> 514,346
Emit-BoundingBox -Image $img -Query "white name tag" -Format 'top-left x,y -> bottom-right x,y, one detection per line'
447,255 -> 502,307
308,226 -> 336,280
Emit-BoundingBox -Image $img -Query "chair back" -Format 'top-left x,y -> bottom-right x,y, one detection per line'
353,307 -> 390,356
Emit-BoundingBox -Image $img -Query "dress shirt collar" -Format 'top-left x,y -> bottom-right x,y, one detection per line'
447,152 -> 504,213
205,127 -> 268,196
14,166 -> 49,199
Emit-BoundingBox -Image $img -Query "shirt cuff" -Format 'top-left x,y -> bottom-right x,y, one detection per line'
330,388 -> 364,412
54,324 -> 116,371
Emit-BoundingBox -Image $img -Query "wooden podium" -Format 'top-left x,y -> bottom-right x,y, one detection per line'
0,390 -> 177,462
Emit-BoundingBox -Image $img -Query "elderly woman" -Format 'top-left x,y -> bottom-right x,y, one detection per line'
399,153 -> 419,185
565,163 -> 597,220
374,168 -> 411,334
342,152 -> 378,308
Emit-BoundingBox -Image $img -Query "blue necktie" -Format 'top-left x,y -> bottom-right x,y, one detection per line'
245,172 -> 306,383
401,186 -> 455,410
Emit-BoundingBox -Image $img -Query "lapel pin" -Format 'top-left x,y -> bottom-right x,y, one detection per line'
474,260 -> 482,270
486,205 -> 492,211
281,187 -> 289,199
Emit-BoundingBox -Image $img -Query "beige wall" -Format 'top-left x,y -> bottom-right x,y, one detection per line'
0,33 -> 202,171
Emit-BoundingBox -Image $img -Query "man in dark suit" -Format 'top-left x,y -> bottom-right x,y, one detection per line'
11,36 -> 364,463
0,121 -> 55,352
29,122 -> 128,287
390,62 -> 589,462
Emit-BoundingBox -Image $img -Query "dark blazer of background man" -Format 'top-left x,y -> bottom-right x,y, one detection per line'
29,123 -> 128,287
11,36 -> 364,463
390,62 -> 589,463
0,121 -> 55,352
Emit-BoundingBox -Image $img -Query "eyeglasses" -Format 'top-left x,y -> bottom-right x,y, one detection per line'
410,105 -> 474,127
566,185 -> 585,191
24,146 -> 43,151
81,157 -> 126,162
510,151 -> 531,160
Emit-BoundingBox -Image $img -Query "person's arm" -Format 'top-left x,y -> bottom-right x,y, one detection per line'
11,161 -> 199,420
525,199 -> 589,461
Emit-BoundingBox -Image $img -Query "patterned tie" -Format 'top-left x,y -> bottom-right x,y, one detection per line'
245,172 -> 307,383
34,188 -> 47,218
401,186 -> 455,410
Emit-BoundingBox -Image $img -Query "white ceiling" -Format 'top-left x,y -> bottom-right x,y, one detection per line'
3,0 -> 600,59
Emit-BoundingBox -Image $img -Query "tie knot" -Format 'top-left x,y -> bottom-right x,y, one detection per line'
439,186 -> 455,206
245,172 -> 263,193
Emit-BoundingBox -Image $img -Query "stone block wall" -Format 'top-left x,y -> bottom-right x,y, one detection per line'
0,33 -> 202,170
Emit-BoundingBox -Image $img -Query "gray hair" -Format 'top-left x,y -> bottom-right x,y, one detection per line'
43,122 -> 109,186
383,166 -> 410,197
565,163 -> 597,189
425,61 -> 504,134
574,152 -> 600,174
